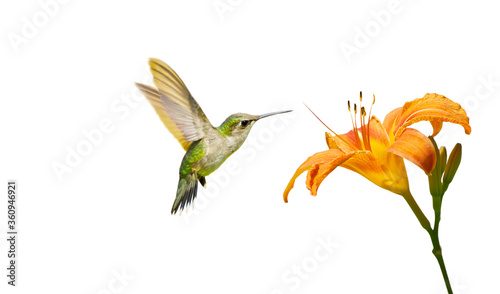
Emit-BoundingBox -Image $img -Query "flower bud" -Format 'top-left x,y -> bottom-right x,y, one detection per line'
443,143 -> 462,190
439,146 -> 447,179
427,136 -> 442,197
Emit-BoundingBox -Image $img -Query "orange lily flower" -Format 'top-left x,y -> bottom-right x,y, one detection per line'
284,93 -> 471,201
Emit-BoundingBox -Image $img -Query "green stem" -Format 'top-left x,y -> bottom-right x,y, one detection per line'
402,191 -> 452,293
433,196 -> 442,233
428,228 -> 453,293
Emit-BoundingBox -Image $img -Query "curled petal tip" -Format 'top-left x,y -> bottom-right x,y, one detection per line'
387,93 -> 472,140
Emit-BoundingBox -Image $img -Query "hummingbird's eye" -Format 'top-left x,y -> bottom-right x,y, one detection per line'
240,120 -> 249,127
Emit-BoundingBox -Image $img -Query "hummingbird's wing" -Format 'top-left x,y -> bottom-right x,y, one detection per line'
148,58 -> 212,150
135,83 -> 192,151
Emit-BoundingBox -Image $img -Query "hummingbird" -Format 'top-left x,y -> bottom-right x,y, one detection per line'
136,58 -> 292,214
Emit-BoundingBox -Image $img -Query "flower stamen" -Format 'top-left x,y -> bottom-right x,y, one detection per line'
353,103 -> 363,149
361,106 -> 370,150
366,94 -> 375,151
348,100 -> 357,135
359,92 -> 369,150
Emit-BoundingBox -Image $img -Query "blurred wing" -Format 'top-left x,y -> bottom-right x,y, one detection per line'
135,83 -> 192,151
148,58 -> 212,142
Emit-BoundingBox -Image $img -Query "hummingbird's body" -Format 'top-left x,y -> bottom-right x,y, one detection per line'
181,121 -> 243,179
136,58 -> 291,214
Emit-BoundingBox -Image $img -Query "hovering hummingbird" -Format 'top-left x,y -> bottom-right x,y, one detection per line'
136,58 -> 292,214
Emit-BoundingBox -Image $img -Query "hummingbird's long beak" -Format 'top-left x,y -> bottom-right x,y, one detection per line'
258,110 -> 293,120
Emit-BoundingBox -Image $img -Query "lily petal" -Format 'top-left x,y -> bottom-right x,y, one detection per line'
284,149 -> 353,202
430,120 -> 443,137
330,130 -> 359,152
387,128 -> 437,174
365,116 -> 391,158
382,107 -> 402,142
306,154 -> 351,196
340,151 -> 410,196
325,132 -> 338,149
384,93 -> 471,140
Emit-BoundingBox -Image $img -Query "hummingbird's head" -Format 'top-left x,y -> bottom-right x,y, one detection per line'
219,113 -> 260,139
218,110 -> 292,152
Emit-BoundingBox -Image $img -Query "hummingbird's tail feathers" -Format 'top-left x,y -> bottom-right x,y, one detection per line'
171,173 -> 198,215
135,82 -> 192,151
199,176 -> 206,187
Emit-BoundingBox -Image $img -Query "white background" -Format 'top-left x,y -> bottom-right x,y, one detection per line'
1,0 -> 499,293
